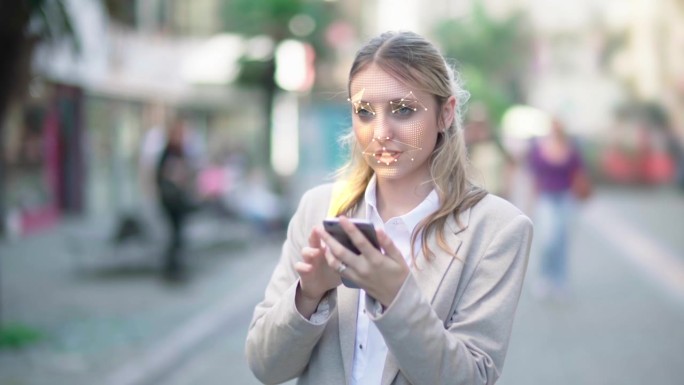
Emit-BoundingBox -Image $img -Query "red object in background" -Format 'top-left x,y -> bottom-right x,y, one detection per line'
20,206 -> 59,236
600,147 -> 675,185
11,84 -> 84,236
640,151 -> 675,184
601,147 -> 635,183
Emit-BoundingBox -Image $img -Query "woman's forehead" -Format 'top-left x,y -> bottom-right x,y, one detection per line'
350,65 -> 426,102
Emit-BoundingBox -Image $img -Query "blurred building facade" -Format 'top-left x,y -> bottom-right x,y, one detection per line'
397,0 -> 684,186
4,0 -> 683,238
364,0 -> 683,138
3,0 -> 265,237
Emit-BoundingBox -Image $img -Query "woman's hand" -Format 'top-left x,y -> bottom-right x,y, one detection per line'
316,216 -> 409,308
294,229 -> 342,318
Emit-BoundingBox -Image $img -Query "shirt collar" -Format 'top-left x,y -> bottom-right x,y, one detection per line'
363,175 -> 440,231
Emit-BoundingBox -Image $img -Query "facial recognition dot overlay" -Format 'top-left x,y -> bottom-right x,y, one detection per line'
349,64 -> 439,179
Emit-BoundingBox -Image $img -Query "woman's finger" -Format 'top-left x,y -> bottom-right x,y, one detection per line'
323,246 -> 360,284
308,226 -> 323,249
377,229 -> 405,264
338,216 -> 381,258
315,227 -> 357,268
301,247 -> 321,264
294,261 -> 313,274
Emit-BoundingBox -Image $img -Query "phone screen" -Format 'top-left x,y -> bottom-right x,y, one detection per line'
322,218 -> 380,288
323,218 -> 379,254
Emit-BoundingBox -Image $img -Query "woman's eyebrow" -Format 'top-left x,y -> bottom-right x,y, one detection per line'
388,96 -> 417,104
350,100 -> 376,115
349,90 -> 428,112
389,92 -> 429,112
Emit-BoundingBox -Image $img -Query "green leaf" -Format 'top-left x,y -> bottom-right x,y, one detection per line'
0,324 -> 43,349
434,0 -> 532,125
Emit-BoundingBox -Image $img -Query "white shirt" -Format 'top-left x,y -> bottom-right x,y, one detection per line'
351,176 -> 439,385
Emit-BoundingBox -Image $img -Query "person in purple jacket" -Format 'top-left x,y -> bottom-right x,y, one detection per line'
527,116 -> 585,299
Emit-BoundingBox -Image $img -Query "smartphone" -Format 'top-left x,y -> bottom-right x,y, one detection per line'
323,218 -> 380,288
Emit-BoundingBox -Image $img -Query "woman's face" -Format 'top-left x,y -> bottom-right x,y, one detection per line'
349,64 -> 442,182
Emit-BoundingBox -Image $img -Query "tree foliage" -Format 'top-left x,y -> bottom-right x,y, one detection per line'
221,0 -> 334,86
103,0 -> 137,27
0,0 -> 79,104
221,0 -> 332,40
434,1 -> 533,125
219,0 -> 336,172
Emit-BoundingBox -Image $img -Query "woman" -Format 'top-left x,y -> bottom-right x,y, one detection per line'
527,117 -> 585,299
155,117 -> 195,281
246,31 -> 533,385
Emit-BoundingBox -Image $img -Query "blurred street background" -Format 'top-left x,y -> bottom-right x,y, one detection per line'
1,0 -> 683,384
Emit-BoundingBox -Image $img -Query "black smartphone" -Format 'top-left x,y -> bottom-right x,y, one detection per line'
323,218 -> 380,288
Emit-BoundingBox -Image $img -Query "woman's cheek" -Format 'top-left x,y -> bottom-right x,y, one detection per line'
400,121 -> 427,149
354,122 -> 374,147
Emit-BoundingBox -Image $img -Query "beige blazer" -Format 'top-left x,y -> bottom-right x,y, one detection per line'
246,183 -> 533,385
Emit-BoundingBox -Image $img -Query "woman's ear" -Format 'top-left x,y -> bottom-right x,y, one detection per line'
440,96 -> 457,131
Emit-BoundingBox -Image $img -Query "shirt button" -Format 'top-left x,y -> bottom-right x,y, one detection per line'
359,344 -> 363,350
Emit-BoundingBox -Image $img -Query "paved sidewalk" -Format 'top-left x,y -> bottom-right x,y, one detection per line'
589,186 -> 684,262
501,186 -> 684,385
0,210 -> 278,385
148,185 -> 684,385
1,186 -> 682,385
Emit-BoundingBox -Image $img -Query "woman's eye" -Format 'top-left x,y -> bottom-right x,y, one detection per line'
352,101 -> 375,118
394,106 -> 414,117
390,99 -> 421,117
356,108 -> 374,118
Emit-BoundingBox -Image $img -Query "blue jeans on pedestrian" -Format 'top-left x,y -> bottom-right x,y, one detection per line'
534,191 -> 574,291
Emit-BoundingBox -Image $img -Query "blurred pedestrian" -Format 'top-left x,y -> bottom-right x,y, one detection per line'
138,103 -> 168,205
155,116 -> 196,281
465,103 -> 516,199
245,31 -> 533,385
527,116 -> 587,299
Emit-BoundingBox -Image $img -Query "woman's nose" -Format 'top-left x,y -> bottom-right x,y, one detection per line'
372,113 -> 393,142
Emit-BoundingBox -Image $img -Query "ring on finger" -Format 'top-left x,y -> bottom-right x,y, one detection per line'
336,263 -> 347,274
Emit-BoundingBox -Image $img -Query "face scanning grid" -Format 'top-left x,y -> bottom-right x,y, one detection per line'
349,82 -> 430,174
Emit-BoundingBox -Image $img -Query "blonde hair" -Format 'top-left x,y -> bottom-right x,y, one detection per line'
332,31 -> 487,261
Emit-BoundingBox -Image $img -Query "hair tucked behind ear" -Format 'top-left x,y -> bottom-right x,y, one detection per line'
332,31 -> 487,262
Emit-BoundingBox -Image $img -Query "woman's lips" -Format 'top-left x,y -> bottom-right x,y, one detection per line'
375,151 -> 402,165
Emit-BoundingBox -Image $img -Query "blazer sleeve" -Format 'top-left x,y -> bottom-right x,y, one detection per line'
245,188 -> 336,385
371,214 -> 533,385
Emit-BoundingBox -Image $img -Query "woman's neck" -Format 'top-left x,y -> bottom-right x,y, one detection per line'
375,177 -> 433,221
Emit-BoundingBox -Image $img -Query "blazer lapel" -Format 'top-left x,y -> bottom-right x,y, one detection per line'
380,209 -> 471,385
413,209 -> 470,305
